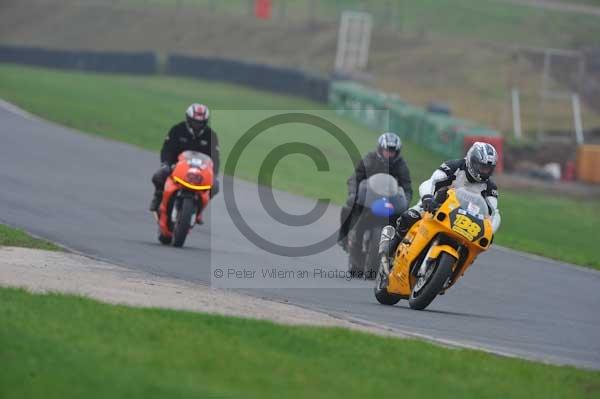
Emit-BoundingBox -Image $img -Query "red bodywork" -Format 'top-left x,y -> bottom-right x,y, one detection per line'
157,151 -> 214,238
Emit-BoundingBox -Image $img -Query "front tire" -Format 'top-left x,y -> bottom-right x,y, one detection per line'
347,227 -> 363,278
173,197 -> 194,248
408,253 -> 454,310
363,227 -> 382,280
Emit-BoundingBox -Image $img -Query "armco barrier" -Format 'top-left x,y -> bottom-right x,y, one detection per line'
329,80 -> 504,164
0,46 -> 329,103
329,80 -> 408,131
0,45 -> 505,161
0,45 -> 157,74
166,54 -> 329,103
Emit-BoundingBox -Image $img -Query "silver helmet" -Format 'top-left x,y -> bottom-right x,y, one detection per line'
376,132 -> 402,161
465,142 -> 498,182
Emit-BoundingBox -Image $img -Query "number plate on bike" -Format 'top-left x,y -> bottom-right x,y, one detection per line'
449,209 -> 484,241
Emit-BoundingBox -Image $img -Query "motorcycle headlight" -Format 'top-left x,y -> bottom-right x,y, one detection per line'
186,172 -> 203,185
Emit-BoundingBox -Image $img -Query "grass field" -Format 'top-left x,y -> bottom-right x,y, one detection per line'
0,224 -> 60,251
128,0 -> 600,48
1,286 -> 599,398
0,64 -> 598,269
5,0 -> 600,135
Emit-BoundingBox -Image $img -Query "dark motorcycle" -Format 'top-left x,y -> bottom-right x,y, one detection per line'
347,173 -> 408,279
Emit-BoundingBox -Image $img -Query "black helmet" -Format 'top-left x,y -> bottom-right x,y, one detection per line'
465,142 -> 498,182
376,132 -> 402,161
185,103 -> 210,138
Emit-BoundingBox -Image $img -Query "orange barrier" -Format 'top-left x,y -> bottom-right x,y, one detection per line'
577,145 -> 600,184
255,0 -> 272,19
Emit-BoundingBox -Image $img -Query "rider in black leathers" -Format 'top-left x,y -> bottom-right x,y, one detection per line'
149,103 -> 220,212
338,132 -> 413,251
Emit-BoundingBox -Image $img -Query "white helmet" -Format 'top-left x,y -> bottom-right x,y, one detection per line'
465,142 -> 498,182
185,103 -> 210,138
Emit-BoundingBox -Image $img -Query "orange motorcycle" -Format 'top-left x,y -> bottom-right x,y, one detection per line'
154,151 -> 214,248
374,187 -> 494,310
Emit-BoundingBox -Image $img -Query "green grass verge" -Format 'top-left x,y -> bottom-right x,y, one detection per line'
1,286 -> 598,398
498,191 -> 600,267
0,224 -> 60,251
0,64 -> 598,269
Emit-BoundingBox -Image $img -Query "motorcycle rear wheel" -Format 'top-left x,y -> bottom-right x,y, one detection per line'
408,253 -> 454,310
173,197 -> 194,248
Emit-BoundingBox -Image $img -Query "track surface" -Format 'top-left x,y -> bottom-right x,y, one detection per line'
1,105 -> 599,369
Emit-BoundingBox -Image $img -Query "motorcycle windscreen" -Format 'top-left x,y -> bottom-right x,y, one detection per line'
454,187 -> 490,218
356,173 -> 407,214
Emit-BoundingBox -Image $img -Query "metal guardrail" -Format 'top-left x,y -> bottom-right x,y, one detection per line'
0,44 -> 504,165
0,45 -> 158,75
166,54 -> 329,103
0,45 -> 329,103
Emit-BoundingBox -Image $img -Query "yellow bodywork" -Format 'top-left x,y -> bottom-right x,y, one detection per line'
386,189 -> 493,297
173,176 -> 212,191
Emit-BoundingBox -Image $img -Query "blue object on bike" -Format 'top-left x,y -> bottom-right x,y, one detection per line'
371,197 -> 395,217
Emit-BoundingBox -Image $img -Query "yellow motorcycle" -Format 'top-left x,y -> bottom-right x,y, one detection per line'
374,187 -> 494,310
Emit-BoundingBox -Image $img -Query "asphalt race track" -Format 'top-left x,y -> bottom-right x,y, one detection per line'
1,104 -> 599,369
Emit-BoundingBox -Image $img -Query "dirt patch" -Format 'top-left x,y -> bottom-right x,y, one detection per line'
0,246 -> 399,335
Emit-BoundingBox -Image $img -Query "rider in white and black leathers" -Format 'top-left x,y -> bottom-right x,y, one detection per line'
383,142 -> 501,257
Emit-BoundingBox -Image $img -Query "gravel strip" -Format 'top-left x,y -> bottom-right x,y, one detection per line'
0,246 -> 399,336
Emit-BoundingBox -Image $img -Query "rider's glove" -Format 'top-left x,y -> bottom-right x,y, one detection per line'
160,163 -> 172,172
421,194 -> 439,213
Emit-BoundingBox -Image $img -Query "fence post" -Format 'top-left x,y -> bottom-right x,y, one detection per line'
278,0 -> 287,20
393,0 -> 401,32
308,0 -> 317,27
511,88 -> 523,140
572,94 -> 585,145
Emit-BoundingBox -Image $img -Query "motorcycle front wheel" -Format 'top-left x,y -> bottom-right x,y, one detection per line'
408,252 -> 454,310
173,197 -> 195,248
363,227 -> 383,280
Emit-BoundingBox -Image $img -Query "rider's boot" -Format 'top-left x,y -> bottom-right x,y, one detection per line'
378,226 -> 396,275
337,205 -> 352,252
149,190 -> 163,212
